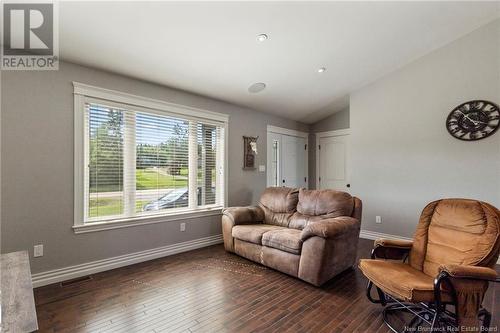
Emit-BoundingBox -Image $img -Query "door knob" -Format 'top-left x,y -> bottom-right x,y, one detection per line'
346,184 -> 351,188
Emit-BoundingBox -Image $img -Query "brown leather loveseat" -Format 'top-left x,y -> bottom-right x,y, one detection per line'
222,187 -> 362,286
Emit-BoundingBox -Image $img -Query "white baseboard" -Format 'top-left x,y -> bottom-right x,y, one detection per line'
31,234 -> 223,288
31,229 -> 499,288
360,229 -> 500,265
359,229 -> 413,242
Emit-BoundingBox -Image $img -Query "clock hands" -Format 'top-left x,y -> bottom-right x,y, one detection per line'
455,110 -> 474,121
454,110 -> 485,126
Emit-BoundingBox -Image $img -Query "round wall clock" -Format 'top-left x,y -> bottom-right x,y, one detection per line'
446,100 -> 499,141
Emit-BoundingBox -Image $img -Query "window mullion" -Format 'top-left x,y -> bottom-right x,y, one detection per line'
123,111 -> 136,217
188,121 -> 198,209
201,126 -> 206,206
215,126 -> 224,206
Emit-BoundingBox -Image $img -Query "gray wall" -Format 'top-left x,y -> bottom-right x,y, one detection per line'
310,108 -> 349,133
1,61 -> 308,274
308,108 -> 350,189
350,19 -> 500,238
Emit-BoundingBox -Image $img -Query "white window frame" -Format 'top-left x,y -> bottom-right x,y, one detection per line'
73,82 -> 229,234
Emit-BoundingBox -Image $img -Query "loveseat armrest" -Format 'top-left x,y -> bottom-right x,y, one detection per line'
300,216 -> 360,241
371,238 -> 413,260
222,206 -> 264,253
438,264 -> 498,281
222,206 -> 264,226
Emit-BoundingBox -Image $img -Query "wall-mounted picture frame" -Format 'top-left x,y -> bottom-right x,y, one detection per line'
243,136 -> 258,170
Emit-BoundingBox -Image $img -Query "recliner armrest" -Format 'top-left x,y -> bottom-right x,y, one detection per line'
439,264 -> 498,281
300,216 -> 360,241
222,206 -> 264,226
374,239 -> 413,249
371,239 -> 413,260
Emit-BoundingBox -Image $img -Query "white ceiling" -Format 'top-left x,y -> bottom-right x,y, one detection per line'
59,2 -> 500,124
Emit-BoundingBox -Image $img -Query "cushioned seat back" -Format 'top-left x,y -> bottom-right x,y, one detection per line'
409,199 -> 500,277
258,187 -> 299,227
289,189 -> 355,229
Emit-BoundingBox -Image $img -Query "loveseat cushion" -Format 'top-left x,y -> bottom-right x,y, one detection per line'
260,187 -> 299,213
259,187 -> 299,227
232,224 -> 285,245
296,188 -> 353,218
262,229 -> 303,255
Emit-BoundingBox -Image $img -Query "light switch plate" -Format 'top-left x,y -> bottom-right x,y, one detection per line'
375,216 -> 382,224
258,165 -> 266,172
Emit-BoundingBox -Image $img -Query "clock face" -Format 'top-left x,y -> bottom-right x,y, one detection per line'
446,100 -> 499,141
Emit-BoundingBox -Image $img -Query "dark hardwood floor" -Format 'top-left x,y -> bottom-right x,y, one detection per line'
34,238 -> 499,333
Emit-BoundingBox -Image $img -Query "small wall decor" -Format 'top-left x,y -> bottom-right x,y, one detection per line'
243,136 -> 258,170
446,100 -> 499,141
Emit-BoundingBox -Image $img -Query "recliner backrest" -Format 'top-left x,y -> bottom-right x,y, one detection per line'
258,187 -> 299,227
409,199 -> 500,277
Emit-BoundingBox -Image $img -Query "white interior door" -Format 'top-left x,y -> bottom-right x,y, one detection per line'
282,135 -> 307,188
318,134 -> 350,191
267,129 -> 308,189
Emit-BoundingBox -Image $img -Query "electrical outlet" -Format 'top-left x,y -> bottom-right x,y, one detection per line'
258,165 -> 266,172
375,216 -> 382,224
34,244 -> 44,257
180,222 -> 186,232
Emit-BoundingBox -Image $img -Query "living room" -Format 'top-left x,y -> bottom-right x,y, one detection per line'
1,2 -> 499,333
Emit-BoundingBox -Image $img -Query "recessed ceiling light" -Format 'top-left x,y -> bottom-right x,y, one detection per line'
317,67 -> 326,73
256,34 -> 268,42
248,82 -> 266,93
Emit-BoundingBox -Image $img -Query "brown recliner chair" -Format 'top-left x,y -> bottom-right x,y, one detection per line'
359,199 -> 500,332
222,187 -> 362,286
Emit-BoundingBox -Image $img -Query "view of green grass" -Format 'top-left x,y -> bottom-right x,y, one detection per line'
89,184 -> 122,193
89,198 -> 149,218
90,168 -> 188,192
88,168 -> 216,219
136,169 -> 188,190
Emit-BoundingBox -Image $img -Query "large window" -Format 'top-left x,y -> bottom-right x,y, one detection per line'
74,83 -> 227,230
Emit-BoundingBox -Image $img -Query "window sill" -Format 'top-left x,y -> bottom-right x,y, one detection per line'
73,207 -> 223,234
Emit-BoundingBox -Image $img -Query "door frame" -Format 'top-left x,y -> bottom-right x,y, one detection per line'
266,125 -> 309,188
315,128 -> 351,189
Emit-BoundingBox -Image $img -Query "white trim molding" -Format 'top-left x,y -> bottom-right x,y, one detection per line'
314,128 -> 351,138
32,231 -> 499,288
31,234 -> 223,288
267,125 -> 309,139
73,82 -> 229,123
359,229 -> 413,242
360,229 -> 500,265
73,210 -> 222,234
